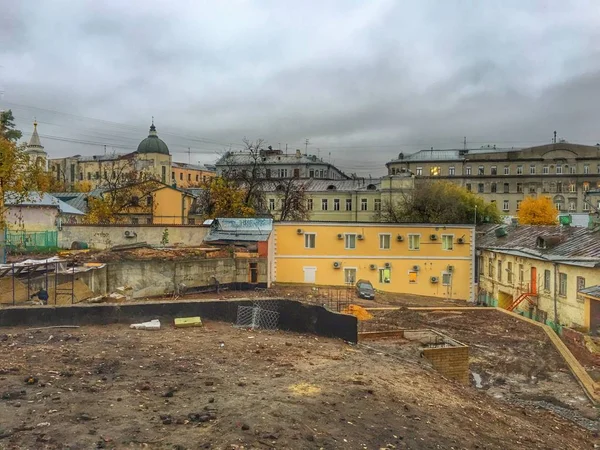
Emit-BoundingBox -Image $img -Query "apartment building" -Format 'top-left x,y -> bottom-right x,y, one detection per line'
171,162 -> 215,188
477,223 -> 600,331
265,174 -> 414,222
386,143 -> 600,215
273,222 -> 475,301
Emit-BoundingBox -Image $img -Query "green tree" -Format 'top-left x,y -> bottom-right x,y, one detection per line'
378,180 -> 501,224
0,110 -> 23,142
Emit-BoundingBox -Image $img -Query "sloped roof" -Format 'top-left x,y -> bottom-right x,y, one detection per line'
579,285 -> 600,299
476,223 -> 600,266
204,218 -> 273,242
4,192 -> 84,215
172,161 -> 215,172
50,192 -> 89,213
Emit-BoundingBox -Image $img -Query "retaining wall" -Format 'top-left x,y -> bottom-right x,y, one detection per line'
0,299 -> 358,343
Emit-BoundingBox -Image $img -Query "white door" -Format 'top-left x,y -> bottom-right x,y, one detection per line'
303,266 -> 317,283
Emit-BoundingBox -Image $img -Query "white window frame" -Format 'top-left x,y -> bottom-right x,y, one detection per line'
416,167 -> 423,176
304,233 -> 316,249
408,234 -> 420,251
269,198 -> 275,211
543,166 -> 549,174
504,166 -> 510,175
465,166 -> 472,175
345,198 -> 352,211
379,268 -> 391,284
374,199 -> 381,211
345,233 -> 356,250
448,166 -> 455,176
442,272 -> 452,286
360,198 -> 368,211
503,200 -> 509,211
517,165 -> 523,175
556,165 -> 562,174
379,233 -> 391,250
529,165 -> 536,174
344,267 -> 357,285
441,234 -> 454,251
333,198 -> 340,211
307,198 -> 313,210
584,164 -> 590,174
408,270 -> 418,284
321,199 -> 328,211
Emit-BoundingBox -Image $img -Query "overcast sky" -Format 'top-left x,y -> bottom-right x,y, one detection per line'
1,0 -> 600,176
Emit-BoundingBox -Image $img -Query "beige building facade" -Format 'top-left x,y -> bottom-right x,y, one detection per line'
387,143 -> 600,216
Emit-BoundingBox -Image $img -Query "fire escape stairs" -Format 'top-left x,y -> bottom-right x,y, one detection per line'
507,292 -> 538,312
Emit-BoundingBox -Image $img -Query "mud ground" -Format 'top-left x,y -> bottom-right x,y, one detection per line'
0,321 -> 598,449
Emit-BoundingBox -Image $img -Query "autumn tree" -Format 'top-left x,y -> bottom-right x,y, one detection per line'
193,177 -> 255,219
378,180 -> 501,224
517,196 -> 558,225
0,110 -> 22,142
271,179 -> 310,221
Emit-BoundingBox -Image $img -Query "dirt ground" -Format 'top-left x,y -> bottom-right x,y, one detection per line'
0,321 -> 598,450
362,308 -> 600,432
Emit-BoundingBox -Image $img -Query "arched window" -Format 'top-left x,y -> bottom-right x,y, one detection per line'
366,184 -> 376,190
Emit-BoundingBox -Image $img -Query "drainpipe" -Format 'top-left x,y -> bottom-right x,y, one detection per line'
553,262 -> 559,327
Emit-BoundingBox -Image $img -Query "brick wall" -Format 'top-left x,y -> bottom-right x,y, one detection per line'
423,345 -> 469,384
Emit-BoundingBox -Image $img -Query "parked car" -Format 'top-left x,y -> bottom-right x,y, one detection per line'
356,279 -> 375,300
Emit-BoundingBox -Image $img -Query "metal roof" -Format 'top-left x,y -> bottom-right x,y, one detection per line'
172,161 -> 215,172
204,218 -> 273,243
50,192 -> 89,213
388,147 -> 521,163
579,285 -> 600,299
476,223 -> 600,266
4,192 -> 85,215
300,179 -> 381,192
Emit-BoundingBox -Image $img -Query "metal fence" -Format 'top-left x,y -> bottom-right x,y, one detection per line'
5,230 -> 58,252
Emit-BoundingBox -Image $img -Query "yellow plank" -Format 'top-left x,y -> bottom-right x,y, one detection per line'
174,316 -> 202,328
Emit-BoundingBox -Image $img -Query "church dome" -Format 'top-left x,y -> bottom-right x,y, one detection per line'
136,121 -> 170,155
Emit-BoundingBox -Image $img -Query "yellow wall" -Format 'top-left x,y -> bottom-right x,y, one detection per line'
274,222 -> 475,301
171,165 -> 215,188
153,187 -> 194,225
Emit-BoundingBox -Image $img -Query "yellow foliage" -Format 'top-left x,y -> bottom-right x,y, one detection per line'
517,196 -> 558,225
203,177 -> 255,219
73,181 -> 92,192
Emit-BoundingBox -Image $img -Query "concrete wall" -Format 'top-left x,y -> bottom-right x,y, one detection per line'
58,224 -> 209,249
5,206 -> 58,231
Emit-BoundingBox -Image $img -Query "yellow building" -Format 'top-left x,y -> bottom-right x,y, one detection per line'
171,162 -> 215,188
273,222 -> 475,301
477,223 -> 600,331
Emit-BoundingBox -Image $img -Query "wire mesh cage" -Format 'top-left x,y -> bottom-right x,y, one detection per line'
236,304 -> 280,330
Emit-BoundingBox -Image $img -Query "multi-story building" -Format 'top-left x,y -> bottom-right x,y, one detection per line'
273,222 -> 475,301
476,222 -> 600,331
171,162 -> 215,188
216,148 -> 349,180
265,174 -> 414,222
386,143 -> 600,216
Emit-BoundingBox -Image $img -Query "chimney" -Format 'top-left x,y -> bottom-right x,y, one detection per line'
295,149 -> 301,158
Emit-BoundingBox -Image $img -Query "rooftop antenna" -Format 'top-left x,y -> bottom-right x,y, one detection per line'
187,147 -> 191,164
463,136 -> 467,150
278,142 -> 281,151
553,130 -> 557,144
305,138 -> 310,154
285,143 -> 288,154
104,144 -> 107,155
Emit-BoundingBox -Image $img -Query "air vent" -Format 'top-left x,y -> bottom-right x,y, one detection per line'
357,234 -> 364,240
384,262 -> 391,269
337,233 -> 343,240
447,265 -> 454,272
457,237 -> 465,244
430,234 -> 438,241
412,265 -> 420,272
296,228 -> 303,235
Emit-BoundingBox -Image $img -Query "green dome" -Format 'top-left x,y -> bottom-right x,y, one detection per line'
136,122 -> 170,155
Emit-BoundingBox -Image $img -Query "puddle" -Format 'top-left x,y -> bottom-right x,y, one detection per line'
471,372 -> 483,388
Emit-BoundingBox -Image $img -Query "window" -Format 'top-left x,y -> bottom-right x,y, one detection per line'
449,167 -> 455,176
196,174 -> 199,182
379,268 -> 391,284
408,234 -> 420,250
529,184 -> 536,194
304,233 -> 316,249
584,164 -> 590,174
345,234 -> 356,249
583,182 -> 590,192
95,171 -> 99,180
497,261 -> 502,282
78,172 -> 83,181
516,200 -> 522,210
265,169 -> 271,179
430,166 -> 441,176
556,165 -> 562,174
131,217 -> 139,225
583,201 -> 590,211
491,182 -> 497,193
309,169 -> 314,178
466,183 -> 472,192
408,271 -> 417,284
379,234 -> 391,250
569,201 -> 576,211
442,272 -> 452,286
557,181 -> 563,193
491,166 -> 497,175
478,166 -> 484,175
516,183 -> 523,193
503,183 -> 509,193
519,264 -> 524,283
479,256 -> 484,276
544,270 -> 551,291
503,200 -> 509,211
529,165 -> 536,174
333,199 -> 340,211
87,172 -> 91,180
517,165 -> 523,175
269,198 -> 275,210
146,218 -> 153,224
293,168 -> 300,178
180,172 -> 183,180
559,273 -> 567,296
278,168 -> 288,178
416,167 -> 423,176
188,173 -> 191,181
344,268 -> 356,284
321,199 -> 328,211
488,259 -> 494,278
568,183 -> 576,193
345,199 -> 352,211
504,166 -> 510,175
441,235 -> 453,250
361,198 -> 368,211
577,276 -> 585,294
598,164 -> 600,174
507,262 -> 513,284
374,199 -> 381,211
465,166 -> 472,175
319,169 -> 325,178
477,183 -> 484,193
570,166 -> 576,174
146,196 -> 152,207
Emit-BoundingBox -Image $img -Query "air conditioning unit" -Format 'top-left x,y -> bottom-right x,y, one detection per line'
333,261 -> 341,269
412,265 -> 420,272
430,276 -> 439,283
457,237 -> 465,244
369,264 -> 377,270
357,234 -> 364,240
384,262 -> 391,269
296,228 -> 304,235
430,234 -> 438,241
337,233 -> 343,240
447,265 -> 454,273
396,234 -> 403,242
124,230 -> 137,238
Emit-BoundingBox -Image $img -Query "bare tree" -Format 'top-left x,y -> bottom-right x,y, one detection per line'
272,179 -> 310,221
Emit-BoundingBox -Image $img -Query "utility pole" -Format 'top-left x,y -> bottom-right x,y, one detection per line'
553,131 -> 557,144
187,147 -> 191,164
463,136 -> 467,150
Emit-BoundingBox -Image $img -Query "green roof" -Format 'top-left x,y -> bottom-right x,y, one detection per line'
136,122 -> 170,155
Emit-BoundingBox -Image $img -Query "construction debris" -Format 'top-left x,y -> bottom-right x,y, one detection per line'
174,317 -> 203,328
130,319 -> 161,330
